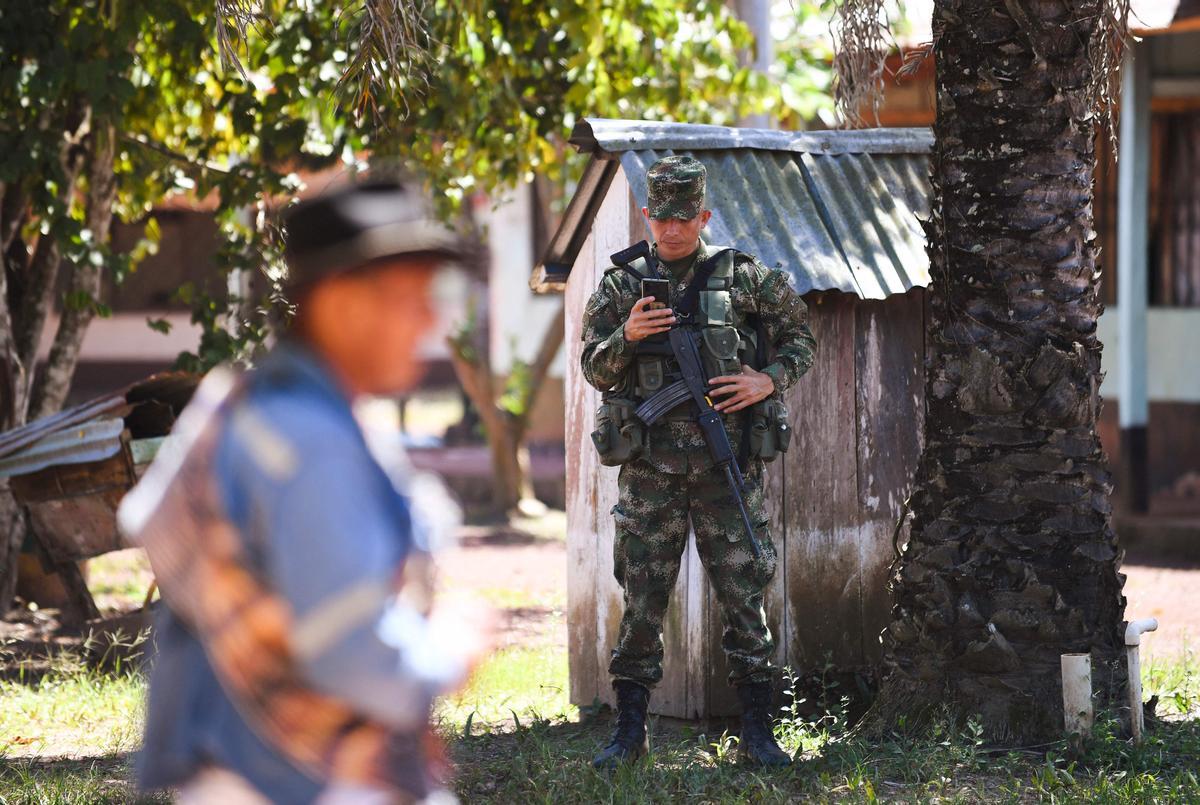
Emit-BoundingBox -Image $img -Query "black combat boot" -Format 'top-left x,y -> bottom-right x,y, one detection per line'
736,682 -> 792,768
592,680 -> 650,770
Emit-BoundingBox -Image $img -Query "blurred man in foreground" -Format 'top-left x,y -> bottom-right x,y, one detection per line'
119,182 -> 485,804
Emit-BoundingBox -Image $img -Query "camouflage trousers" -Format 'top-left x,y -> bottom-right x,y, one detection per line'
609,457 -> 778,690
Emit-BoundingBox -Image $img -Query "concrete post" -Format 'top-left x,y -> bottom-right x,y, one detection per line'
1117,45 -> 1151,512
735,0 -> 773,129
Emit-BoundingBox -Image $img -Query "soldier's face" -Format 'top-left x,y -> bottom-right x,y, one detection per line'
643,208 -> 712,261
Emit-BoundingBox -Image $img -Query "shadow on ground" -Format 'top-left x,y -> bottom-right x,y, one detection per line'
448,707 -> 1200,803
0,752 -> 166,804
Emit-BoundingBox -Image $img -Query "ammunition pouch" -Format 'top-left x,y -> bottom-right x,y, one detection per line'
700,325 -> 741,380
748,398 -> 792,462
636,357 -> 665,395
590,397 -> 644,466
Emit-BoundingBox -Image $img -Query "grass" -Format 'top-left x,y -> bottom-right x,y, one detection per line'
84,550 -> 155,611
0,633 -> 158,803
1,624 -> 1197,803
438,645 -> 575,733
446,650 -> 1200,803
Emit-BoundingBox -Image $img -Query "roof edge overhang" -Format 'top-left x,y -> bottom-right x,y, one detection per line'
568,118 -> 933,159
530,157 -> 620,293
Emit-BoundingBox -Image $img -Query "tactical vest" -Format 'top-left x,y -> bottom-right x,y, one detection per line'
612,246 -> 756,405
590,243 -> 792,468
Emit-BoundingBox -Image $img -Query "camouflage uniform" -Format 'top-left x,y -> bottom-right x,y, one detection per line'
581,157 -> 817,690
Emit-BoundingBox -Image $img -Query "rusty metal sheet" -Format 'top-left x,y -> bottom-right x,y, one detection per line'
10,449 -> 137,562
0,418 -> 125,479
25,494 -> 129,563
0,371 -> 198,462
0,395 -> 129,461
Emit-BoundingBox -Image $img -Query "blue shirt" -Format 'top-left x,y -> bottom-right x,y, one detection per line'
137,343 -> 464,802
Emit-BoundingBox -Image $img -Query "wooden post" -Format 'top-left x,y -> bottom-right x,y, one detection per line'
1117,45 -> 1150,513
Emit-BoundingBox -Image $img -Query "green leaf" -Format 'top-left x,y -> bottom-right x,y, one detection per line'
145,317 -> 172,335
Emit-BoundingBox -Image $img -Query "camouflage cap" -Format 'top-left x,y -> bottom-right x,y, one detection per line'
646,155 -> 706,220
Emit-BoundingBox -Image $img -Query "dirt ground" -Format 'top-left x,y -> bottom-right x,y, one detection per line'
438,515 -> 568,649
435,531 -> 1197,660
0,516 -> 1193,669
1122,548 -> 1199,662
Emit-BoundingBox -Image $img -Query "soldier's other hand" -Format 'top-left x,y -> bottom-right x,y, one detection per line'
708,366 -> 775,413
623,296 -> 676,342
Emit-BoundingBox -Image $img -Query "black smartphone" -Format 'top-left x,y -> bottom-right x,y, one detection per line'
641,278 -> 671,308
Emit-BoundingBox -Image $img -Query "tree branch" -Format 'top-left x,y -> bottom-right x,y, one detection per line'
120,132 -> 244,176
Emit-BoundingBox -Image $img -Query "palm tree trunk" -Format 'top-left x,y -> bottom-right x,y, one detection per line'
868,0 -> 1126,742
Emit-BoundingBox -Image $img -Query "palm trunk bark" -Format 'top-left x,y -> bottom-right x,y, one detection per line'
869,0 -> 1126,742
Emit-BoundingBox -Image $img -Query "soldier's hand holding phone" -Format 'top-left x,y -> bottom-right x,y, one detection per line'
623,293 -> 676,342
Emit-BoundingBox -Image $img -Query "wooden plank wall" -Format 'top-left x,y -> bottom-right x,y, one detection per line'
565,176 -> 928,717
564,170 -> 624,712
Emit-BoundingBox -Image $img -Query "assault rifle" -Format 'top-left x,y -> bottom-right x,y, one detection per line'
613,241 -> 762,559
662,327 -> 762,559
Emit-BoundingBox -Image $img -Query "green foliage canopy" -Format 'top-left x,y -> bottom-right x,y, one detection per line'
1,1 -> 833,379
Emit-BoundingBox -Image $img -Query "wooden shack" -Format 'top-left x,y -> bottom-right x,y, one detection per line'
531,119 -> 934,717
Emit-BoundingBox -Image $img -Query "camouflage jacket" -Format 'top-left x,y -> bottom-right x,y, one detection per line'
580,241 -> 817,473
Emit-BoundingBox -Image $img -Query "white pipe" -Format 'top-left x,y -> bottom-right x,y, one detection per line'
1061,653 -> 1094,740
1125,618 -> 1159,646
1126,618 -> 1159,743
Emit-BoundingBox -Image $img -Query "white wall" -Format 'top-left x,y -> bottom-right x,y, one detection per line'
483,184 -> 566,377
35,265 -> 469,367
1098,307 -> 1200,403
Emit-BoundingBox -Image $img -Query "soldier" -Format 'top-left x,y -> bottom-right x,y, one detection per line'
582,155 -> 816,769
120,182 -> 488,804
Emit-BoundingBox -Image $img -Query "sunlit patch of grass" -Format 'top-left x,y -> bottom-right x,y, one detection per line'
437,645 -> 574,733
1144,644 -> 1199,718
449,658 -> 1200,803
85,549 -> 155,611
402,389 -> 464,438
473,586 -> 565,612
507,509 -> 567,543
0,754 -> 165,804
0,646 -> 146,760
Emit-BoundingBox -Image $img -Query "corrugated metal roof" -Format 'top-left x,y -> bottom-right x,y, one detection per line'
0,393 -> 130,462
532,119 -> 932,299
0,418 -> 125,479
0,371 -> 199,478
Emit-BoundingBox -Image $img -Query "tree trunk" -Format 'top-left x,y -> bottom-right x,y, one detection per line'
0,485 -> 25,614
447,300 -> 565,515
12,103 -> 90,411
447,346 -> 524,512
31,119 -> 117,419
868,0 -> 1126,742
